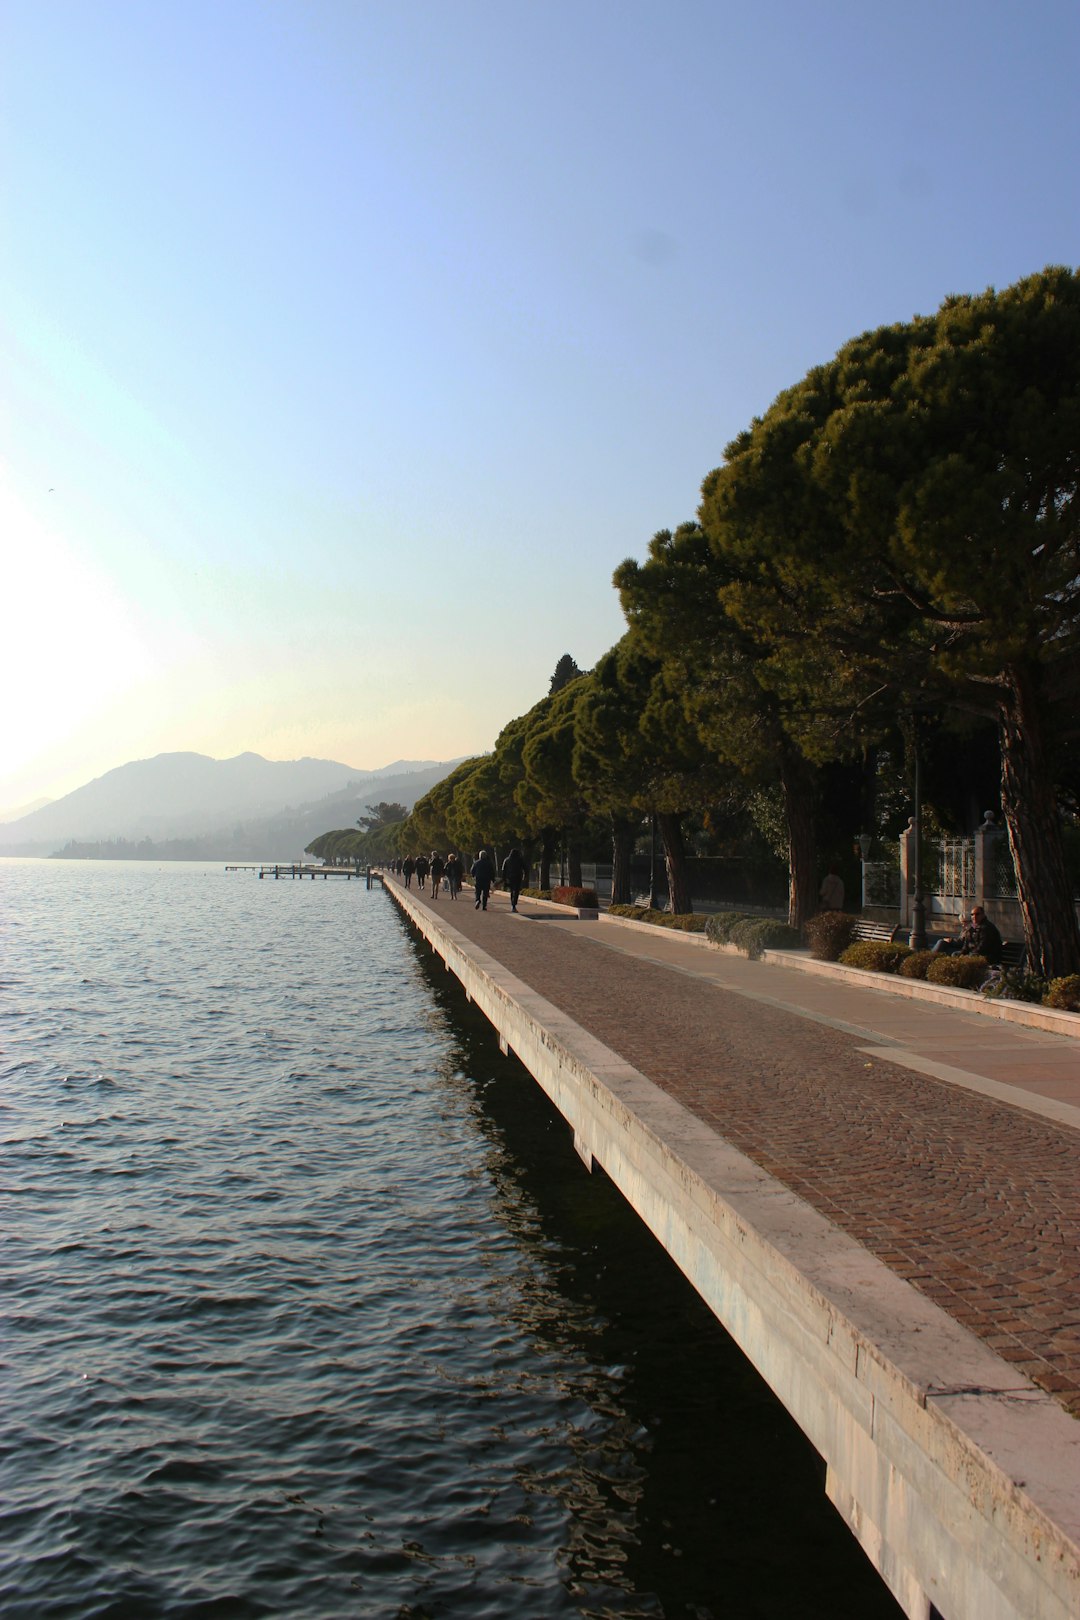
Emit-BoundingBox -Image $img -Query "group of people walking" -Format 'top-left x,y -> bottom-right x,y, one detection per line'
390,848 -> 529,912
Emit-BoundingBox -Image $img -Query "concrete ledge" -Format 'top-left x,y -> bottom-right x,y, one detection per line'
519,894 -> 599,919
759,947 -> 1080,1038
384,878 -> 1080,1620
579,904 -> 1080,1041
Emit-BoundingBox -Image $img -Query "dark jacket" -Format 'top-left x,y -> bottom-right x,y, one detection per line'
966,916 -> 1003,965
501,849 -> 527,885
471,852 -> 495,885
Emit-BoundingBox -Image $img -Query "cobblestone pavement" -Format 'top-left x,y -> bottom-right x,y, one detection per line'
393,879 -> 1080,1419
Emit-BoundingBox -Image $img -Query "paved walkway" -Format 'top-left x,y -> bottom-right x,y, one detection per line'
391,876 -> 1080,1420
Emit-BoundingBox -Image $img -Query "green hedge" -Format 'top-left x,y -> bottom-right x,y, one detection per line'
608,905 -> 709,932
838,940 -> 912,974
804,911 -> 858,961
926,954 -> 989,989
898,950 -> 936,980
1044,974 -> 1080,1011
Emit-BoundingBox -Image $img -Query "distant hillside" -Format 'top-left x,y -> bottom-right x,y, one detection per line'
0,752 -> 460,857
0,795 -> 52,823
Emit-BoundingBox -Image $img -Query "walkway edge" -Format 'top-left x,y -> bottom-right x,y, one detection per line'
385,880 -> 1080,1620
570,903 -> 1080,1040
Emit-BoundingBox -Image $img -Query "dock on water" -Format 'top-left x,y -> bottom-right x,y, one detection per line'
225,863 -> 382,882
379,868 -> 1080,1620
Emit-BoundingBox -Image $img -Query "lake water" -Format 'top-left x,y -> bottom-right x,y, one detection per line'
0,860 -> 900,1618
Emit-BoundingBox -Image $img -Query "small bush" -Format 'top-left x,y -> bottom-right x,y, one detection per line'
981,968 -> 1047,1004
926,954 -> 989,989
746,919 -> 802,953
899,950 -> 936,980
1044,974 -> 1080,1011
705,912 -> 753,945
520,887 -> 552,901
551,886 -> 599,908
727,917 -> 765,955
608,906 -> 708,931
804,910 -> 858,961
838,940 -> 913,974
724,917 -> 802,958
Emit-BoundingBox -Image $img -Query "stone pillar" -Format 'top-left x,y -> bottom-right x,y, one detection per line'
974,810 -> 1001,914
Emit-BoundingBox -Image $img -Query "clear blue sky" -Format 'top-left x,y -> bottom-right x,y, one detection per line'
3,0 -> 1077,810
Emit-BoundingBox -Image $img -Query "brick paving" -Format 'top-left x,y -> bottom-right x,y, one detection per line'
393,879 -> 1080,1419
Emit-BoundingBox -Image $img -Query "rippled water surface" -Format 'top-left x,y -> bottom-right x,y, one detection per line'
1,861 -> 900,1618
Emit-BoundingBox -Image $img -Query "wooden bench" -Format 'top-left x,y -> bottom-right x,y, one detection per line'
1000,940 -> 1027,972
851,918 -> 907,944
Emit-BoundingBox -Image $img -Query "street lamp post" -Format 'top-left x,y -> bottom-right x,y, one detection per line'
909,716 -> 927,951
648,812 -> 661,910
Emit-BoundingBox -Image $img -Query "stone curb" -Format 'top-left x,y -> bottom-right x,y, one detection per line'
585,904 -> 1080,1041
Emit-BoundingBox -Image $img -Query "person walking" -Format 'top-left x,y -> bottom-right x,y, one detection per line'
402,855 -> 415,889
501,847 -> 527,912
471,848 -> 495,910
429,850 -> 445,899
445,852 -> 463,899
415,853 -> 429,892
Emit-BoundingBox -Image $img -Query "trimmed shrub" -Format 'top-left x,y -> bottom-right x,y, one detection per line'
1044,974 -> 1080,1011
926,954 -> 989,989
981,968 -> 1047,1004
705,912 -> 753,945
745,919 -> 802,953
607,906 -> 707,931
520,887 -> 553,901
727,917 -> 765,955
551,886 -> 599,908
838,940 -> 913,974
804,910 -> 858,961
899,950 -> 936,980
725,916 -> 802,958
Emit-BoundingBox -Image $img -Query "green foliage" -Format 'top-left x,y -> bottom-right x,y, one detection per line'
803,911 -> 858,960
926,954 -> 989,989
1044,975 -> 1080,1011
980,968 -> 1048,1004
549,653 -> 584,693
725,917 -> 790,957
701,267 -> 1080,974
899,950 -> 936,980
702,914 -> 798,956
520,887 -> 553,900
744,918 -> 803,952
839,940 -> 912,973
704,911 -> 753,944
608,904 -> 708,931
356,801 -> 407,832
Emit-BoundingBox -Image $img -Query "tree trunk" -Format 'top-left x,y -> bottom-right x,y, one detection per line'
567,831 -> 583,889
999,664 -> 1080,979
780,745 -> 818,930
538,828 -> 556,891
657,811 -> 692,914
610,814 -> 637,905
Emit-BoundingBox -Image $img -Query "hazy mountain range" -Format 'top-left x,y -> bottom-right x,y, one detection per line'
0,752 -> 464,860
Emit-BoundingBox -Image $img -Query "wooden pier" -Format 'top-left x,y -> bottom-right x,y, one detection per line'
224,863 -> 381,884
